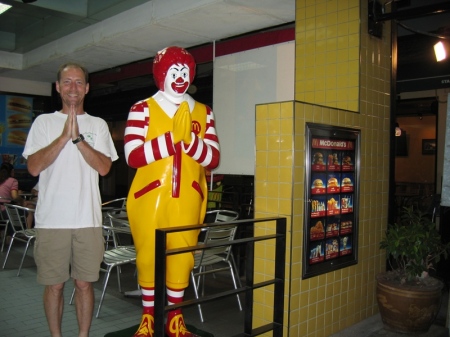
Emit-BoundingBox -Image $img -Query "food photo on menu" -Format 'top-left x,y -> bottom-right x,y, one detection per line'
311,151 -> 326,171
310,196 -> 326,217
340,194 -> 353,214
327,151 -> 341,171
3,96 -> 32,148
6,130 -> 27,146
340,218 -> 353,235
326,196 -> 340,216
7,112 -> 32,129
309,241 -> 325,264
311,173 -> 326,195
340,173 -> 354,192
310,219 -> 325,240
340,235 -> 352,256
325,238 -> 339,260
7,96 -> 32,114
341,152 -> 354,171
327,174 -> 341,193
326,217 -> 340,237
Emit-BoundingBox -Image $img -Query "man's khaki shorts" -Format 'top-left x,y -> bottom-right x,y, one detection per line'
34,227 -> 104,285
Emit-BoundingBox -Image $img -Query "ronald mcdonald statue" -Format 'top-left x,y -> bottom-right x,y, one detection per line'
124,46 -> 220,337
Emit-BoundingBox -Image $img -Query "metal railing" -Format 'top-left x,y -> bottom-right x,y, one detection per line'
154,216 -> 287,337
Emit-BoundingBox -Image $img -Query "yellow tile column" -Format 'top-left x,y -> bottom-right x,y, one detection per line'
253,1 -> 391,336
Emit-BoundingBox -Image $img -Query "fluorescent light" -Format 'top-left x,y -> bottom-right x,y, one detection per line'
0,3 -> 11,15
434,41 -> 446,62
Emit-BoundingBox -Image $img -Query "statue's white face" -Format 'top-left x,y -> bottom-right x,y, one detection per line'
163,63 -> 190,99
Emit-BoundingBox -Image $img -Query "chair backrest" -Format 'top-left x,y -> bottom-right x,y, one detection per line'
206,210 -> 239,223
0,196 -> 11,221
5,204 -> 33,233
102,197 -> 127,208
101,198 -> 126,227
107,209 -> 128,227
106,210 -> 131,247
202,225 -> 238,257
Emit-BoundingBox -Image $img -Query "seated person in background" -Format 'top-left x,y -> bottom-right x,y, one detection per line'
0,162 -> 24,237
24,181 -> 39,229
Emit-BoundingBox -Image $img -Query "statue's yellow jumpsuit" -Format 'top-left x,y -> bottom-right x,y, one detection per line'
127,97 -> 208,290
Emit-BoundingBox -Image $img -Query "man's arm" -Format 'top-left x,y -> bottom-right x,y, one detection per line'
75,140 -> 112,176
27,135 -> 69,177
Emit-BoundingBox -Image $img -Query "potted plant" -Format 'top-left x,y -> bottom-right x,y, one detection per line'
377,206 -> 450,333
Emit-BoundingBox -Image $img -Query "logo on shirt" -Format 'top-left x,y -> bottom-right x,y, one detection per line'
192,121 -> 201,135
84,132 -> 95,147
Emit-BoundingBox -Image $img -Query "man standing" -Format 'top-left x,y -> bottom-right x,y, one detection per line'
23,63 -> 118,337
124,46 -> 220,337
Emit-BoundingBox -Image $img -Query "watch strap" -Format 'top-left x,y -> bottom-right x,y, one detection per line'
72,134 -> 84,144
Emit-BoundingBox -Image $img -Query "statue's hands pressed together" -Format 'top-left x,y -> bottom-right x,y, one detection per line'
173,101 -> 192,145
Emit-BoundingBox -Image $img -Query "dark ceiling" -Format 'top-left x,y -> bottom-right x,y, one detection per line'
394,1 -> 450,92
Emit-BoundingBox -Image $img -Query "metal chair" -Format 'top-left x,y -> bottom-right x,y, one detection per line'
102,197 -> 127,210
101,197 -> 126,249
205,209 -> 239,223
0,196 -> 11,252
95,225 -> 136,317
191,210 -> 242,322
2,204 -> 36,276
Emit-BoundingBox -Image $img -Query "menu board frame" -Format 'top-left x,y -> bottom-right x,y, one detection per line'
302,123 -> 360,279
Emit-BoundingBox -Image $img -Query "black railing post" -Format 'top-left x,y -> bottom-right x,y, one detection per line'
273,217 -> 287,336
244,230 -> 255,335
154,229 -> 166,336
152,217 -> 286,337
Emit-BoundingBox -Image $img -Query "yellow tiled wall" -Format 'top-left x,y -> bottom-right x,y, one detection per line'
295,0 -> 360,112
253,1 -> 391,336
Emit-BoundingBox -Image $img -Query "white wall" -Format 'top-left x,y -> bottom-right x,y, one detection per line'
212,41 -> 295,175
0,76 -> 51,97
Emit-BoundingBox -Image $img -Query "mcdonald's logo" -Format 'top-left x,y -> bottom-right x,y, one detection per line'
192,121 -> 201,135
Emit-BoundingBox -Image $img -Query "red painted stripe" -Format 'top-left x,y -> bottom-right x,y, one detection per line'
134,180 -> 161,199
152,138 -> 162,160
192,181 -> 203,200
172,143 -> 182,198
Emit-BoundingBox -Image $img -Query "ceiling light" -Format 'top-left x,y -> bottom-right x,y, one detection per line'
434,41 -> 447,62
0,3 -> 12,15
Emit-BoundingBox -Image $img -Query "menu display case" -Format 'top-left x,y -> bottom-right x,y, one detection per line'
303,123 -> 360,279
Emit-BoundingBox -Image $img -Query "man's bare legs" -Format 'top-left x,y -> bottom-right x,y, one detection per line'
74,279 -> 95,337
43,280 -> 94,337
44,283 -> 64,337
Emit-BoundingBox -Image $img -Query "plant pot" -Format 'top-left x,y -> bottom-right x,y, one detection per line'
376,272 -> 444,334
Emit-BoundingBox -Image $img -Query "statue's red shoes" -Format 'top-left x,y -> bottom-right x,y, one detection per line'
165,312 -> 199,337
133,314 -> 154,337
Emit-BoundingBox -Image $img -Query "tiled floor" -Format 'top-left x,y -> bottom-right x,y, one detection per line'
4,239 -> 448,337
0,241 -> 245,337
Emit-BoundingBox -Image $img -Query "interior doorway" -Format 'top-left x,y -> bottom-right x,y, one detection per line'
394,111 -> 437,218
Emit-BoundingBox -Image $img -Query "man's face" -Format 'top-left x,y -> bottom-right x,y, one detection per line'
163,63 -> 190,97
55,66 -> 89,108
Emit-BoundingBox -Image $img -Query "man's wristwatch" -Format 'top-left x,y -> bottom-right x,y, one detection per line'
72,134 -> 84,144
